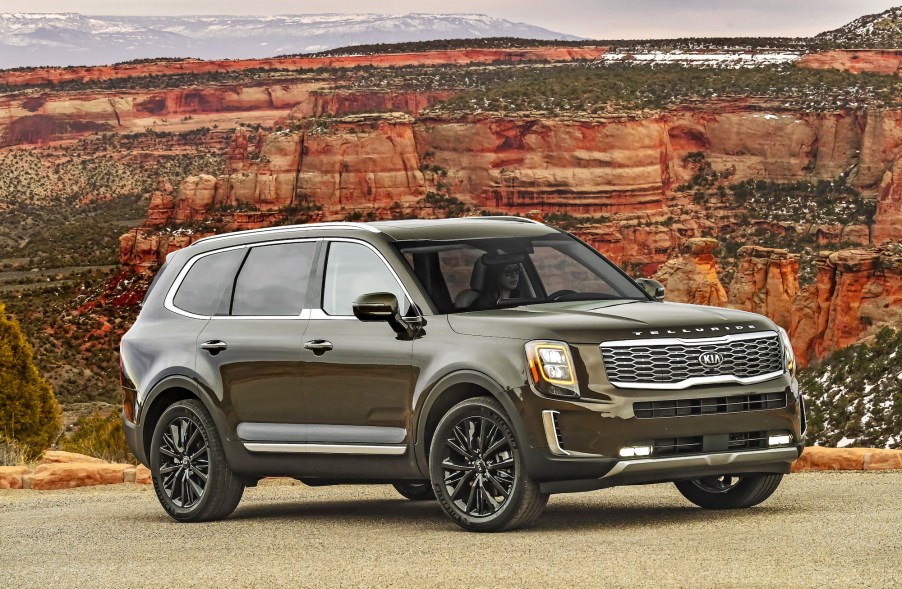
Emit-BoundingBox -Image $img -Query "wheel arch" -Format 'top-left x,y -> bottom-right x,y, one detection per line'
414,370 -> 525,476
138,375 -> 214,464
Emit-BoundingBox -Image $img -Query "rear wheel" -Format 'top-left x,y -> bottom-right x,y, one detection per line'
392,481 -> 436,501
150,399 -> 244,522
674,474 -> 783,509
429,397 -> 548,532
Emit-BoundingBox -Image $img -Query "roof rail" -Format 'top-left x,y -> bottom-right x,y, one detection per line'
192,222 -> 380,246
469,215 -> 544,225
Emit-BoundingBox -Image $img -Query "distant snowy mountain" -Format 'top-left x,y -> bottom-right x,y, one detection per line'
0,13 -> 582,68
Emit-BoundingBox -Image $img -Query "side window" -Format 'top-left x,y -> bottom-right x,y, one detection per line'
231,242 -> 315,316
172,249 -> 245,316
323,242 -> 409,316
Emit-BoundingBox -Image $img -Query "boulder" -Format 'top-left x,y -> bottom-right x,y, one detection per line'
791,446 -> 902,472
29,463 -> 132,490
0,466 -> 32,489
41,450 -> 105,464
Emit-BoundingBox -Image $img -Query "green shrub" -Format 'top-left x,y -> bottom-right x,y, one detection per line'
61,410 -> 135,464
0,302 -> 61,459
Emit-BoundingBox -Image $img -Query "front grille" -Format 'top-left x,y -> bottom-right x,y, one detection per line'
633,391 -> 787,419
653,436 -> 702,457
600,331 -> 783,389
728,431 -> 768,451
645,431 -> 769,459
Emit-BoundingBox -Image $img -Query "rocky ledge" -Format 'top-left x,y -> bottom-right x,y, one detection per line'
0,450 -> 150,490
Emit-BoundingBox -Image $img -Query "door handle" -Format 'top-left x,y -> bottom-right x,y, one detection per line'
200,340 -> 228,355
304,339 -> 333,355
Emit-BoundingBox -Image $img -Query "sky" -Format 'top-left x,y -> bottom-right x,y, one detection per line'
0,1 -> 899,39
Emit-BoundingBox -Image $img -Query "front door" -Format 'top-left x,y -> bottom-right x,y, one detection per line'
195,240 -> 318,440
299,240 -> 416,448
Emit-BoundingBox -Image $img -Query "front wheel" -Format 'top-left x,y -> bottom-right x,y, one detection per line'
150,399 -> 244,522
674,474 -> 783,509
429,397 -> 548,532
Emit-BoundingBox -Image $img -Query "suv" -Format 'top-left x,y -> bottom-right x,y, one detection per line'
120,217 -> 804,532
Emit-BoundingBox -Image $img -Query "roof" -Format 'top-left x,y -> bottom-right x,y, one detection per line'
190,216 -> 557,246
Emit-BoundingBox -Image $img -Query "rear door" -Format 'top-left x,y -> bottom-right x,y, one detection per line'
298,239 -> 416,450
195,239 -> 318,440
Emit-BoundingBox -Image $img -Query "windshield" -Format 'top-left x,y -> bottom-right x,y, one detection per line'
393,233 -> 648,314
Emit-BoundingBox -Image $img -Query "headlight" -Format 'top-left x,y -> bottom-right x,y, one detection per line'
526,340 -> 580,398
777,327 -> 795,375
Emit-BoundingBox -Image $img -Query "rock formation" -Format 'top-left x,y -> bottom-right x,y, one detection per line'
875,156 -> 902,244
0,47 -> 609,88
797,50 -> 902,76
652,238 -> 728,306
790,246 -> 902,365
728,246 -> 800,329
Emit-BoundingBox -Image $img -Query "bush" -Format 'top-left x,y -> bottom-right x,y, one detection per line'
61,410 -> 135,464
0,433 -> 28,466
0,302 -> 61,459
800,327 -> 902,449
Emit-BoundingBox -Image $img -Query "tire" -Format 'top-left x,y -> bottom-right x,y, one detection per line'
150,399 -> 244,522
429,397 -> 548,532
674,473 -> 783,509
392,481 -> 436,501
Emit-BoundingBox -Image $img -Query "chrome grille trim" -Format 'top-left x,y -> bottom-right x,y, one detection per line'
600,330 -> 784,390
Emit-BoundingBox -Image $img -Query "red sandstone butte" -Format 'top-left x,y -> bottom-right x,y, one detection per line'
790,247 -> 902,365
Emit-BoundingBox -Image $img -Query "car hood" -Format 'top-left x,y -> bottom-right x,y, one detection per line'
446,300 -> 777,343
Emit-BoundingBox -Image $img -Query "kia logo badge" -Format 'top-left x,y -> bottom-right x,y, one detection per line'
698,352 -> 724,368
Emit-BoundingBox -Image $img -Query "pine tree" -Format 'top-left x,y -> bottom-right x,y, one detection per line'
0,301 -> 61,458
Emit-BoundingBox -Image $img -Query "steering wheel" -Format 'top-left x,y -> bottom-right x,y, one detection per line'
547,289 -> 577,302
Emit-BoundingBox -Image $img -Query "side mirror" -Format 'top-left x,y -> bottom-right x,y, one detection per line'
636,278 -> 665,302
353,292 -> 414,336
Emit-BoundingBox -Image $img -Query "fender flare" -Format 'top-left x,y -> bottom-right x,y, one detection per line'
413,369 -> 527,475
137,375 -> 224,461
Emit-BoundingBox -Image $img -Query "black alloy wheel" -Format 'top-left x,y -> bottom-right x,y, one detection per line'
690,475 -> 742,494
674,473 -> 784,509
150,399 -> 244,522
442,415 -> 516,517
429,397 -> 548,532
158,416 -> 209,509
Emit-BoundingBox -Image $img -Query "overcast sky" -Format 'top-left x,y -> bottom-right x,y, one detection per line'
1,1 -> 899,39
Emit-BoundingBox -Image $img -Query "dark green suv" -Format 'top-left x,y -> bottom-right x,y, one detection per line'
120,217 -> 804,532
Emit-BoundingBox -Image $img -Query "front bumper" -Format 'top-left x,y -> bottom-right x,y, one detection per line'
514,372 -> 804,490
538,445 -> 802,494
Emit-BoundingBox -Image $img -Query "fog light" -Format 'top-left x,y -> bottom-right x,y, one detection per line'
619,445 -> 652,458
768,434 -> 792,446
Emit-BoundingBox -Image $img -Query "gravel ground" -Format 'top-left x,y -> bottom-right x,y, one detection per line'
1,472 -> 899,588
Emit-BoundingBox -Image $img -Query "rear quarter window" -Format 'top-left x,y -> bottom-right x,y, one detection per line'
172,248 -> 245,316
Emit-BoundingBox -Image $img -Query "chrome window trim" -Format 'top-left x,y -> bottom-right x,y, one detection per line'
192,222 -> 380,245
600,330 -> 779,348
164,238 -> 318,320
316,237 -> 421,320
243,442 -> 407,455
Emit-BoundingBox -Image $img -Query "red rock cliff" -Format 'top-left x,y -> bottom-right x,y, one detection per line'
797,50 -> 902,76
728,246 -> 800,329
0,47 -> 608,87
790,246 -> 902,365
